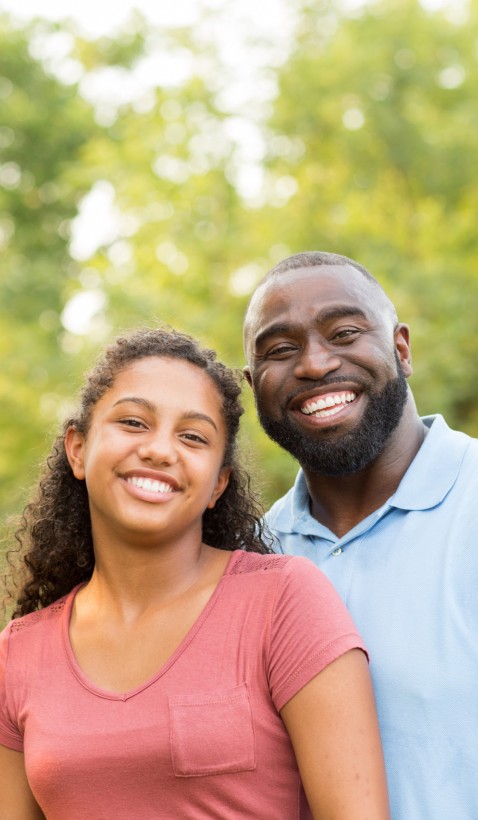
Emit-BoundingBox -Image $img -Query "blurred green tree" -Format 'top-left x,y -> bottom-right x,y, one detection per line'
1,0 -> 478,547
249,0 -> 478,432
0,16 -> 102,519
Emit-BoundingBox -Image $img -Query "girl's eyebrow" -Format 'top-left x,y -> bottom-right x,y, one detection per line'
112,397 -> 218,431
113,396 -> 156,412
181,411 -> 218,431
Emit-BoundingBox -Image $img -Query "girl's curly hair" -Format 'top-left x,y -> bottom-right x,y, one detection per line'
8,327 -> 272,618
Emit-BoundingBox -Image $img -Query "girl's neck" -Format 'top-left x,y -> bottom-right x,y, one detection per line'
78,540 -> 228,622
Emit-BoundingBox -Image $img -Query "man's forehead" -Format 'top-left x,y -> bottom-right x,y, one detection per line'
247,264 -> 383,324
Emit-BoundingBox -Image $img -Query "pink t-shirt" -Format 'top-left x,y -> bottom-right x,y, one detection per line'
0,551 -> 366,819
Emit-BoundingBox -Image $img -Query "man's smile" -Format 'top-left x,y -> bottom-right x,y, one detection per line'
299,391 -> 358,417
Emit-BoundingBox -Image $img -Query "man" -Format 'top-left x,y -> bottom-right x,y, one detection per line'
243,250 -> 478,819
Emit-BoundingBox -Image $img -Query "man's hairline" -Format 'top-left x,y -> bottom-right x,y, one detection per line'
260,250 -> 378,285
243,251 -> 397,353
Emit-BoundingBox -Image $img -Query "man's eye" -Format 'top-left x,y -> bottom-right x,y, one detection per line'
331,328 -> 361,342
266,344 -> 297,357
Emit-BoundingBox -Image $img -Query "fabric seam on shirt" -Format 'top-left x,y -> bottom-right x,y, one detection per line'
275,631 -> 364,706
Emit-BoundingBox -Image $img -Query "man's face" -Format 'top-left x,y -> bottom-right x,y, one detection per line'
243,265 -> 412,476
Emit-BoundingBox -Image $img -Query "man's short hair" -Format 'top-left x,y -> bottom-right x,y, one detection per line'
259,250 -> 379,289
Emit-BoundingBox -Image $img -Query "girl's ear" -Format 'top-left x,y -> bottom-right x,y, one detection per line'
207,467 -> 232,509
65,427 -> 86,480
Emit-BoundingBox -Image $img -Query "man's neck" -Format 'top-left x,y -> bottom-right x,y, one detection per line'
303,406 -> 427,539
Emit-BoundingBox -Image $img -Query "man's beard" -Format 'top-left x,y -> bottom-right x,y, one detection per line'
256,361 -> 409,477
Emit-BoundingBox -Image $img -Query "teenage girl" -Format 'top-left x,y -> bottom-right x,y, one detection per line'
0,327 -> 389,819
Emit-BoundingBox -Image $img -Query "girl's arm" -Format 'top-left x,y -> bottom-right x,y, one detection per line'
280,648 -> 390,819
0,746 -> 46,820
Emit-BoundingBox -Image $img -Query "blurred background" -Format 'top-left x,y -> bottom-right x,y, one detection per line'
1,0 -> 477,545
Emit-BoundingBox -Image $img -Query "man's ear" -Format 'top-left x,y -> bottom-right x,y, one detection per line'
207,467 -> 232,509
395,324 -> 412,378
243,365 -> 253,388
64,426 -> 86,480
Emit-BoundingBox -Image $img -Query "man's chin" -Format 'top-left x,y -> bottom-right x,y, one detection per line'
259,411 -> 352,450
256,368 -> 409,477
292,416 -> 348,440
259,413 -> 380,474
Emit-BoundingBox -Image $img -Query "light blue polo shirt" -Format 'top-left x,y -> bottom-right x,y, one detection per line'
266,415 -> 478,819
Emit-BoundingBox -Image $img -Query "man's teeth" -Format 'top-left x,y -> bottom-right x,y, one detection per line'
301,392 -> 357,416
127,477 -> 174,493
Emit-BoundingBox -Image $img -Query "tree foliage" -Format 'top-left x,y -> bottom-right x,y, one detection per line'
0,16 -> 101,518
1,1 -> 478,537
256,0 -> 478,429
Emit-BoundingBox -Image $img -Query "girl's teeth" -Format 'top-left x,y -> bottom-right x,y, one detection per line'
128,477 -> 173,493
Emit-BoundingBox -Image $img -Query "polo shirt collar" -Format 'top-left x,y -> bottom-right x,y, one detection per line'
390,414 -> 468,510
272,414 -> 469,534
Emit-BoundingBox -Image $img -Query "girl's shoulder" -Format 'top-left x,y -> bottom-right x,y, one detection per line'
228,550 -> 324,586
2,589 -> 74,645
227,549 -> 295,576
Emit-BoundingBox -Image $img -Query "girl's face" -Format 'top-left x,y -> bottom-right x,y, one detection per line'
65,356 -> 231,550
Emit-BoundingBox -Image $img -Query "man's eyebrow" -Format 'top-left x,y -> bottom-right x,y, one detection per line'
315,306 -> 369,323
112,397 -> 218,431
254,323 -> 295,350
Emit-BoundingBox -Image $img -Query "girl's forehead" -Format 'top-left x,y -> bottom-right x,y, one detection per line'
97,356 -> 224,415
114,355 -> 207,382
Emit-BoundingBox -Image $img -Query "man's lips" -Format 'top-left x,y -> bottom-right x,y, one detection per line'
300,390 -> 357,416
287,387 -> 361,424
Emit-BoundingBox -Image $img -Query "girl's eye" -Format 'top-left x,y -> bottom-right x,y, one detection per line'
181,432 -> 208,445
119,418 -> 146,429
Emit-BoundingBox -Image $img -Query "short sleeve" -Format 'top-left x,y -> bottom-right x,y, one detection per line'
0,623 -> 24,751
267,556 -> 367,712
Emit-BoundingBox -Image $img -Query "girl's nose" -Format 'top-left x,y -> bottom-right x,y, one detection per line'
137,432 -> 178,465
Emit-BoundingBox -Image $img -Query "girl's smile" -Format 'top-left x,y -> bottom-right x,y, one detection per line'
123,471 -> 179,501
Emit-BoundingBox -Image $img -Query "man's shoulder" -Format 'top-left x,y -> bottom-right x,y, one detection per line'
424,414 -> 478,469
424,414 -> 477,443
262,471 -> 318,556
265,486 -> 295,522
264,473 -> 305,535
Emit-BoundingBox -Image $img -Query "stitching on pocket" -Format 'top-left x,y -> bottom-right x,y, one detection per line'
169,682 -> 256,777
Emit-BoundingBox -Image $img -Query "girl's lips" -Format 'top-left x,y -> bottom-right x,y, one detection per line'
122,476 -> 179,503
126,476 -> 176,494
121,469 -> 181,491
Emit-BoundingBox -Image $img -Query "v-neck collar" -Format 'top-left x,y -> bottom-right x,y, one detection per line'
62,550 -> 241,701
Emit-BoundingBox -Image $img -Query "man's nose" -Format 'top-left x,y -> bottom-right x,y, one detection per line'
293,340 -> 341,380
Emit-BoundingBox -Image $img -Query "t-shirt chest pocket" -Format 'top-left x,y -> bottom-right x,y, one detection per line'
169,682 -> 256,776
